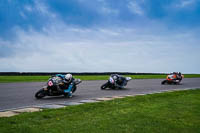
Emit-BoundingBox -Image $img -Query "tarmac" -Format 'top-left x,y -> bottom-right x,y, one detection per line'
0,78 -> 200,117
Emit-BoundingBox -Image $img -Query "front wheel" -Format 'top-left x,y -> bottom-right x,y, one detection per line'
35,89 -> 46,99
72,86 -> 77,93
101,82 -> 109,90
174,80 -> 181,85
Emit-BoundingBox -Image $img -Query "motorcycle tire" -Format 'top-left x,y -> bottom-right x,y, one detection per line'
72,86 -> 77,93
174,82 -> 180,85
35,89 -> 46,99
101,82 -> 109,90
63,93 -> 69,97
161,80 -> 167,85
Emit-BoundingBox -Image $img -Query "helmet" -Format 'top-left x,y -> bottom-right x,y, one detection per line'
113,75 -> 117,80
65,74 -> 72,83
112,74 -> 119,80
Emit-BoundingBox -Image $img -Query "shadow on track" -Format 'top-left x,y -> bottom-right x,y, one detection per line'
34,95 -> 78,100
101,88 -> 130,91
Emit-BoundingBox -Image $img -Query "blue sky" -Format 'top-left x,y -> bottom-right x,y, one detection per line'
0,0 -> 200,73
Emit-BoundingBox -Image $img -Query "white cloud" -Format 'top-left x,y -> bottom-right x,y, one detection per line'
96,0 -> 119,16
1,0 -> 200,73
99,29 -> 120,36
34,1 -> 56,18
19,11 -> 26,19
78,0 -> 119,16
24,5 -> 33,12
175,0 -> 196,8
0,22 -> 200,73
23,1 -> 56,19
101,7 -> 119,15
128,0 -> 144,16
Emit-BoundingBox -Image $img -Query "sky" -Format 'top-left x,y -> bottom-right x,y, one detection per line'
0,0 -> 200,73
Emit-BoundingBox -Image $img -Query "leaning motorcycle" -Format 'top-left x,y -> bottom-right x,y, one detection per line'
161,74 -> 184,85
35,76 -> 82,99
101,76 -> 132,89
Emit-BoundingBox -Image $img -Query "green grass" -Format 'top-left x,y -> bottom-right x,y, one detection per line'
0,76 -> 49,83
0,89 -> 200,133
0,74 -> 200,83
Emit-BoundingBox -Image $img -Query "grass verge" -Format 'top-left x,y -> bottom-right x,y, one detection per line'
0,74 -> 200,83
0,89 -> 200,133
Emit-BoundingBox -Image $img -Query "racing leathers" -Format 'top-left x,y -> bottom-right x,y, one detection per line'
168,72 -> 182,81
111,74 -> 127,89
56,74 -> 75,97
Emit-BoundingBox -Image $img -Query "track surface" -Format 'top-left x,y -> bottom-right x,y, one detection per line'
0,78 -> 200,111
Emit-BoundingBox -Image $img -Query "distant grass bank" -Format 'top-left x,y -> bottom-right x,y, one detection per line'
0,74 -> 200,83
0,89 -> 200,133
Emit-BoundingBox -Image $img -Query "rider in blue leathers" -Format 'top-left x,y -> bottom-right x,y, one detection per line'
56,73 -> 75,97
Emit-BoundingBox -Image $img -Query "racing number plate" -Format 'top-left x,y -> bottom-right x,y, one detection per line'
48,81 -> 53,86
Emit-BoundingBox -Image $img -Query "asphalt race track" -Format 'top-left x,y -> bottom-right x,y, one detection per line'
0,78 -> 200,111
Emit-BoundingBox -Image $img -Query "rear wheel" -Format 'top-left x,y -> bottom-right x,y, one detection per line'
35,89 -> 46,99
161,80 -> 167,85
101,82 -> 109,90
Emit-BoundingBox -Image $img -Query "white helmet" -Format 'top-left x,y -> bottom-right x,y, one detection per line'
65,74 -> 72,82
113,75 -> 117,80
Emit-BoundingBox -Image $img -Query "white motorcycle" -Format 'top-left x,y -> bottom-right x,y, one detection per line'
101,75 -> 132,90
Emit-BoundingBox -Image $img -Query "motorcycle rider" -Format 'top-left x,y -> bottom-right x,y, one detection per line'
111,74 -> 127,88
56,73 -> 75,97
168,72 -> 182,81
177,72 -> 183,80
